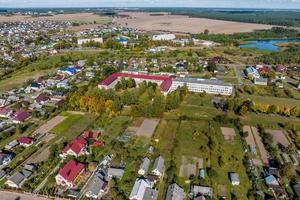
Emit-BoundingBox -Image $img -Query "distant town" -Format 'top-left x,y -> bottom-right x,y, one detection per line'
0,7 -> 299,200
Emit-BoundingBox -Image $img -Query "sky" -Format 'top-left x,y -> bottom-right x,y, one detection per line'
1,0 -> 300,9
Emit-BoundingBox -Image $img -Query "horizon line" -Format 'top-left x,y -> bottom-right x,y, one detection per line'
1,6 -> 300,10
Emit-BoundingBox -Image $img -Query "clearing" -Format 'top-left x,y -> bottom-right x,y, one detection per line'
220,127 -> 236,143
115,12 -> 274,34
136,119 -> 160,138
251,126 -> 269,166
266,129 -> 290,148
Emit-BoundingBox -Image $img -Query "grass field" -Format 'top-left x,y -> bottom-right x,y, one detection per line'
175,120 -> 251,199
242,95 -> 300,107
50,111 -> 96,140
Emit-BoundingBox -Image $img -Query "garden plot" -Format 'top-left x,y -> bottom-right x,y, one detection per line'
251,127 -> 269,166
136,119 -> 160,138
220,127 -> 236,143
266,129 -> 290,148
243,126 -> 263,166
33,115 -> 67,135
179,156 -> 203,178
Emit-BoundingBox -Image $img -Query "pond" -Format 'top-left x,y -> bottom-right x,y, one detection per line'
239,39 -> 300,52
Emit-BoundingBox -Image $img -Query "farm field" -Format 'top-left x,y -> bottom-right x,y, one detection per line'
242,95 -> 300,107
115,12 -> 274,34
0,13 -> 112,24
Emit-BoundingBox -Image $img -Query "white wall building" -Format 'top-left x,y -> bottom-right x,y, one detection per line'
152,34 -> 176,41
78,38 -> 103,46
171,78 -> 233,96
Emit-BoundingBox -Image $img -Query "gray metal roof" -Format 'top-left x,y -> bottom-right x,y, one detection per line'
165,183 -> 185,200
86,175 -> 107,197
8,171 -> 25,186
172,77 -> 232,87
139,157 -> 150,173
152,156 -> 164,174
107,167 -> 124,178
143,187 -> 158,200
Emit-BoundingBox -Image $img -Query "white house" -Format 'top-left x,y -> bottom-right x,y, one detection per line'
254,77 -> 268,86
138,157 -> 150,176
152,156 -> 164,177
230,173 -> 240,186
129,178 -> 151,200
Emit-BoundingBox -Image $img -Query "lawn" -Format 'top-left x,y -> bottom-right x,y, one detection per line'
50,111 -> 96,140
173,120 -> 251,199
242,95 -> 300,107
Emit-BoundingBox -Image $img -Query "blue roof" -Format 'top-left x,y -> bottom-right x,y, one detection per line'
199,169 -> 205,178
117,37 -> 128,42
30,82 -> 41,88
61,68 -> 76,74
265,175 -> 276,185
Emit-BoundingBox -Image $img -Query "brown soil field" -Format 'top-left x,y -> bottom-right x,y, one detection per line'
33,116 -> 67,135
220,127 -> 235,143
266,129 -> 290,148
179,156 -> 202,178
115,12 -> 274,34
251,126 -> 269,166
0,13 -> 112,24
136,119 -> 159,138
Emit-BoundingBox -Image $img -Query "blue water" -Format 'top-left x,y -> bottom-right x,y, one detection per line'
239,39 -> 300,52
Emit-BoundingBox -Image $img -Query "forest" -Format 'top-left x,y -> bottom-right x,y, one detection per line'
139,8 -> 300,27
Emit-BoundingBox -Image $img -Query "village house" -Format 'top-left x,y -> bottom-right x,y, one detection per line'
191,185 -> 213,199
60,137 -> 88,158
129,178 -> 152,200
5,169 -> 32,188
55,160 -> 85,188
0,108 -> 13,118
152,156 -> 164,177
12,110 -> 31,124
138,157 -> 150,176
85,174 -> 108,199
244,66 -> 260,79
254,77 -> 268,86
165,183 -> 185,200
0,151 -> 14,168
230,173 -> 240,186
107,167 -> 125,179
35,94 -> 50,104
17,137 -> 34,147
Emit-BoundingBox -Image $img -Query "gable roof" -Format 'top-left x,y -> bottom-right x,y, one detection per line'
17,137 -> 33,144
165,183 -> 185,200
130,178 -> 151,200
152,156 -> 164,174
62,137 -> 87,155
13,110 -> 31,122
58,160 -> 85,182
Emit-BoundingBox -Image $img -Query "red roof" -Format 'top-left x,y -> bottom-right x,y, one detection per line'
18,136 -> 33,144
62,137 -> 87,155
58,160 -> 85,182
100,72 -> 172,92
13,110 -> 31,122
92,140 -> 104,148
82,130 -> 101,139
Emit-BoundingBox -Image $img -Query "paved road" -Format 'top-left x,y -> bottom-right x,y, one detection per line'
0,191 -> 50,200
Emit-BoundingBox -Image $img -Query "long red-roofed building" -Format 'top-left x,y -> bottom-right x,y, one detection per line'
98,72 -> 173,94
55,159 -> 85,188
60,137 -> 88,158
98,71 -> 234,96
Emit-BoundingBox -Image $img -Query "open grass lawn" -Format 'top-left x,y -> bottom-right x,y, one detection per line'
153,120 -> 180,200
242,94 -> 300,107
241,112 -> 300,128
174,120 -> 251,199
50,112 -> 96,140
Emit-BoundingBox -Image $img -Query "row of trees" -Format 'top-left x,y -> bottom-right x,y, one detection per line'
216,97 -> 300,117
67,81 -> 188,118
